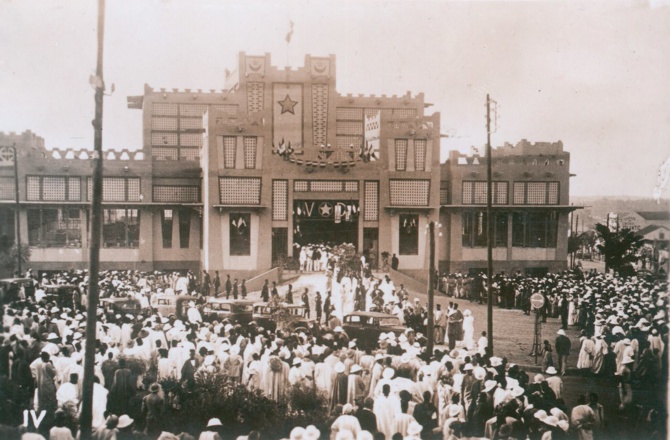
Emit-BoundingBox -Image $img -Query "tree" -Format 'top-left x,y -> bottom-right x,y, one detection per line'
0,243 -> 30,277
594,223 -> 644,274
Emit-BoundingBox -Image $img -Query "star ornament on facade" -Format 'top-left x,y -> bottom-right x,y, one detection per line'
277,94 -> 298,115
319,202 -> 333,217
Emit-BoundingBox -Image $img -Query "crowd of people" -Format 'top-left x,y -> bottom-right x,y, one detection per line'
0,262 -> 666,440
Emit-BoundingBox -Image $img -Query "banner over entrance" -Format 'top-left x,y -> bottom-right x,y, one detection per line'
273,83 -> 303,151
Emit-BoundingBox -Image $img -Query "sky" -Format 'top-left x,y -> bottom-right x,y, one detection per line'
1,0 -> 669,198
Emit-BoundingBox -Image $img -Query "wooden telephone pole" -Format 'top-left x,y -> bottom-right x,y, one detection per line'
79,1 -> 105,438
486,94 -> 494,354
426,221 -> 435,358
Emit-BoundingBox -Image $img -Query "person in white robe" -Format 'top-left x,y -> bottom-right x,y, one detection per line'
56,373 -> 80,407
373,384 -> 401,440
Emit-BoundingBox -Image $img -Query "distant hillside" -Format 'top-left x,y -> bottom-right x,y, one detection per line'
571,196 -> 670,230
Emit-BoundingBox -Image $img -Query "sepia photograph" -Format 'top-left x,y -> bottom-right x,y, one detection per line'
0,1 -> 668,439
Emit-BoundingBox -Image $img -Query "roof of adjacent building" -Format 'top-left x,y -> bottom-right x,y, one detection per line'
637,224 -> 669,236
636,211 -> 670,221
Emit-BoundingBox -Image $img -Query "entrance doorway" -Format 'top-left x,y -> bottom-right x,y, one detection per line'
272,228 -> 288,264
363,228 -> 379,269
293,200 -> 359,252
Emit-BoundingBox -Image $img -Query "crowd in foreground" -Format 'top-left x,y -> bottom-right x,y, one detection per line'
0,263 -> 666,440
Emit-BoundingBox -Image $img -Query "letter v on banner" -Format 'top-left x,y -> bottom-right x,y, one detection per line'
303,202 -> 315,217
23,410 -> 46,429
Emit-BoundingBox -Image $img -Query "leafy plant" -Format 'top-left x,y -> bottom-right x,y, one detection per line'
176,372 -> 289,437
286,384 -> 330,433
595,223 -> 645,274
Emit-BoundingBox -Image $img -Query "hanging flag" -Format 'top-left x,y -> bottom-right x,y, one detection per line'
285,20 -> 294,43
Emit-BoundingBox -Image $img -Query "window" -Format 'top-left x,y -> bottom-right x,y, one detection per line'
395,139 -> 408,171
389,179 -> 430,206
513,182 -> 560,205
179,209 -> 191,248
26,176 -> 81,201
87,177 -> 141,202
230,213 -> 251,256
219,177 -> 261,205
462,181 -> 508,205
461,211 -> 508,247
414,139 -> 427,171
272,180 -> 288,221
161,209 -> 173,248
153,185 -> 200,203
223,136 -> 236,169
103,209 -> 139,248
364,181 -> 379,221
399,214 -> 419,255
27,208 -> 82,248
440,181 -> 449,205
244,137 -> 257,169
0,177 -> 13,200
512,211 -> 558,248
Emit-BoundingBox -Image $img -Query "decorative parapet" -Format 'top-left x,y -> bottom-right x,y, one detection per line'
448,139 -> 568,166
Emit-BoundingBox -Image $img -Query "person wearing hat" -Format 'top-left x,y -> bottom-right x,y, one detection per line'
330,403 -> 362,439
570,395 -> 595,440
544,367 -> 563,399
331,362 -> 348,411
187,301 -> 202,324
555,329 -> 571,376
447,303 -> 464,351
35,351 -> 58,416
618,352 -> 635,409
200,418 -> 223,440
116,414 -> 135,440
346,364 -> 366,406
141,383 -> 165,437
94,415 -> 119,440
224,344 -> 244,383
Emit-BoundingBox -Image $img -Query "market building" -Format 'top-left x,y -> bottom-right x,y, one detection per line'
0,52 -> 575,279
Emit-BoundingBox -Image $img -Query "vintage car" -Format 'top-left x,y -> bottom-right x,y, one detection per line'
151,294 -> 199,321
202,298 -> 255,324
100,297 -> 142,317
252,302 -> 311,332
42,284 -> 79,308
341,311 -> 407,350
0,278 -> 35,303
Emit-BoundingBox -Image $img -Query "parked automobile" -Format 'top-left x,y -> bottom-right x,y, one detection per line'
252,302 -> 311,332
100,297 -> 142,317
151,294 -> 200,321
203,298 -> 255,324
0,278 -> 34,303
42,284 -> 79,308
342,311 -> 407,350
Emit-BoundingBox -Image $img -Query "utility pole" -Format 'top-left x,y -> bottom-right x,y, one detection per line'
12,144 -> 21,276
568,211 -> 575,269
79,0 -> 105,438
486,94 -> 494,354
426,221 -> 435,358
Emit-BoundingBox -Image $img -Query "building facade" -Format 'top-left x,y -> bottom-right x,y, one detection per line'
0,52 -> 574,279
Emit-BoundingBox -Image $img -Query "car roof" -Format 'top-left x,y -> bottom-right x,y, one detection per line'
209,298 -> 255,304
253,302 -> 305,308
345,311 -> 399,319
0,278 -> 33,283
100,297 -> 138,303
43,284 -> 77,288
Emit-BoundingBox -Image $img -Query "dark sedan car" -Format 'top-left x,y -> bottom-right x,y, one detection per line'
342,311 -> 407,350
